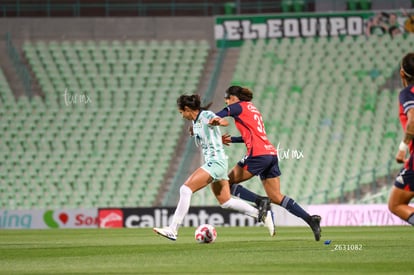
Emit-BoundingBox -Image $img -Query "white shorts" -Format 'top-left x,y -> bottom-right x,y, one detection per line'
201,159 -> 229,181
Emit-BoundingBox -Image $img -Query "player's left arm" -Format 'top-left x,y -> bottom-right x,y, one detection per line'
397,108 -> 414,163
221,134 -> 243,146
209,116 -> 229,126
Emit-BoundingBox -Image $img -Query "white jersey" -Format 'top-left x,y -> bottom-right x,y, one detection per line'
192,110 -> 228,163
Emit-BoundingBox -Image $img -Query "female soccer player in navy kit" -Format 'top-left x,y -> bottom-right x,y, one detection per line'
153,94 -> 274,241
390,53 -> 414,226
211,86 -> 322,240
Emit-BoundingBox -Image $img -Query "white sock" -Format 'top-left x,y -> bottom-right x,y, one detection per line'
221,197 -> 259,219
169,185 -> 193,233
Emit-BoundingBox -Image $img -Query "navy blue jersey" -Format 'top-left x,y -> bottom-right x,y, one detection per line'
399,84 -> 414,170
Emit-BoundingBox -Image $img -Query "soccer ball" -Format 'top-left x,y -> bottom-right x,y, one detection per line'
194,224 -> 217,244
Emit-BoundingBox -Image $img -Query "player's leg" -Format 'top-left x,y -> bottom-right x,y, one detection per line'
262,176 -> 321,241
209,159 -> 270,227
261,176 -> 309,217
153,167 -> 211,240
212,180 -> 257,218
389,168 -> 414,225
228,164 -> 271,217
211,180 -> 275,236
261,176 -> 313,220
388,186 -> 414,225
169,168 -> 212,230
261,175 -> 321,241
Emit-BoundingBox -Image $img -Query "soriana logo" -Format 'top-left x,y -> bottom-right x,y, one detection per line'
98,209 -> 123,228
43,209 -> 98,228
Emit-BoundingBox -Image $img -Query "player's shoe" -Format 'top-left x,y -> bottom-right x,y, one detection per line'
153,227 -> 177,241
257,197 -> 271,223
262,210 -> 276,237
309,215 -> 321,241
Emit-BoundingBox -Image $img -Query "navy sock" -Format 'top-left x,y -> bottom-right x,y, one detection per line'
230,184 -> 262,206
280,196 -> 311,224
408,213 -> 414,226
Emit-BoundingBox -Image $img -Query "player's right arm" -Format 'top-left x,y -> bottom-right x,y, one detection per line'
215,105 -> 244,146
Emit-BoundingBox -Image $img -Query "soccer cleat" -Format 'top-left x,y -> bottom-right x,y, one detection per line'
257,197 -> 271,223
153,227 -> 178,241
262,210 -> 276,237
309,215 -> 322,241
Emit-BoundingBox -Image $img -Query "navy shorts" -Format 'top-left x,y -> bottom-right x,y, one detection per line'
237,155 -> 281,180
394,168 -> 414,192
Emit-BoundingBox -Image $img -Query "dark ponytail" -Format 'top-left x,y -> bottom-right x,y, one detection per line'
225,86 -> 253,102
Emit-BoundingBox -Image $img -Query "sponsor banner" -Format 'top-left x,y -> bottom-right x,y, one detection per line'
215,10 -> 414,47
98,206 -> 307,228
102,205 -> 411,228
0,209 -> 98,229
43,209 -> 98,229
307,204 -> 413,226
0,210 -> 38,229
98,209 -> 124,228
3,204 -> 411,229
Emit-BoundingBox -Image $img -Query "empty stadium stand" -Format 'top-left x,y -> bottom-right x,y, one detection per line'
0,39 -> 210,209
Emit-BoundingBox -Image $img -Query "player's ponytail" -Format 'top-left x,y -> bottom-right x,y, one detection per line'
225,86 -> 253,102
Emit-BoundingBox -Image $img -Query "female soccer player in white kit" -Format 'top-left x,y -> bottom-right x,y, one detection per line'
153,94 -> 274,241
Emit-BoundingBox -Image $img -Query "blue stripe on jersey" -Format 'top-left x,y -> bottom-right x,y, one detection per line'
403,101 -> 414,113
400,85 -> 414,114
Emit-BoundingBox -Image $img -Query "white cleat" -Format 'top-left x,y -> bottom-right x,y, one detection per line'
263,210 -> 276,237
153,227 -> 178,241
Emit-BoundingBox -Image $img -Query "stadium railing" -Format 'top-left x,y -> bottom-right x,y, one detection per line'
0,1 -> 317,17
4,33 -> 33,98
1,0 -> 412,17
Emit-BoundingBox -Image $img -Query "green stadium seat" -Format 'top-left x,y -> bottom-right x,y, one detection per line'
0,39 -> 210,210
347,0 -> 359,11
293,0 -> 305,12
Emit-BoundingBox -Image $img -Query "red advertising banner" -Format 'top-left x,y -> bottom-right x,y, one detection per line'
98,209 -> 124,228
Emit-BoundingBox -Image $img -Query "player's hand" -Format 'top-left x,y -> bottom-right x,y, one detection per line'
395,150 -> 408,164
209,117 -> 221,126
222,133 -> 231,146
188,125 -> 194,136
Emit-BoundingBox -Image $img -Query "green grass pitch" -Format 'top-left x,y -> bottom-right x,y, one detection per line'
1,226 -> 413,274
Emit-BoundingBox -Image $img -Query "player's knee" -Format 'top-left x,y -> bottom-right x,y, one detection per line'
388,196 -> 403,215
388,200 -> 397,214
180,185 -> 193,196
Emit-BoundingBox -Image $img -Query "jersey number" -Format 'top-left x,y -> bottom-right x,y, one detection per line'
253,114 -> 266,134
